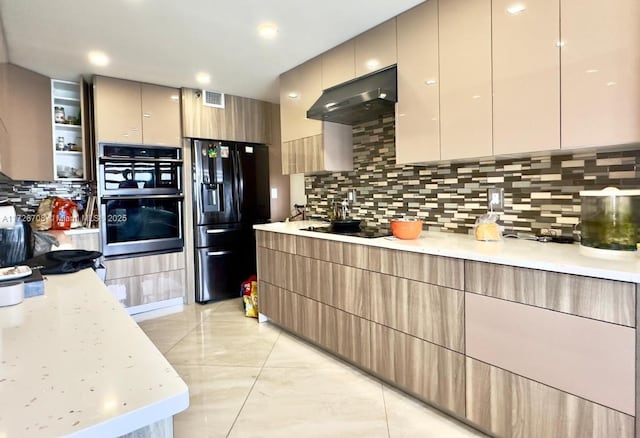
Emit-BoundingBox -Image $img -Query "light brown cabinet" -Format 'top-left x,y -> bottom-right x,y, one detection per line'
370,323 -> 466,416
439,0 -> 492,160
0,63 -> 53,180
103,251 -> 185,309
395,0 -> 440,164
141,83 -> 181,146
181,90 -> 271,144
354,18 -> 397,77
466,358 -> 634,438
94,76 -> 181,146
560,0 -> 640,149
492,0 -> 560,155
94,76 -> 142,144
321,40 -> 356,90
280,57 -> 353,175
280,57 -> 322,143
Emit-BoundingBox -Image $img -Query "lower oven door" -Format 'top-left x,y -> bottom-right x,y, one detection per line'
100,194 -> 184,258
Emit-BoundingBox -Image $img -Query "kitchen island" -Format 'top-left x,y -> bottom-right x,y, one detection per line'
0,268 -> 189,438
255,221 -> 639,438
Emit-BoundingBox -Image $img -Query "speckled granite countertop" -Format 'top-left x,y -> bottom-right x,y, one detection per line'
254,221 -> 640,283
0,268 -> 188,437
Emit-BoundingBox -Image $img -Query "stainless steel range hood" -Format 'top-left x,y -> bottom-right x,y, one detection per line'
307,66 -> 397,125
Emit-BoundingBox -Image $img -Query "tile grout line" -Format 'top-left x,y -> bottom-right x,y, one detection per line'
381,384 -> 391,438
225,329 -> 282,438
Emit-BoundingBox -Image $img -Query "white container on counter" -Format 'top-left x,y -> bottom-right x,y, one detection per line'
0,281 -> 24,307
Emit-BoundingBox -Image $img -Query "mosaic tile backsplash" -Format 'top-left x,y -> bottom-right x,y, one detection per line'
0,180 -> 92,217
305,113 -> 640,236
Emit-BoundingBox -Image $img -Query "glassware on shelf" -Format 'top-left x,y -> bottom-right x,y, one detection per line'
56,136 -> 65,150
54,106 -> 66,123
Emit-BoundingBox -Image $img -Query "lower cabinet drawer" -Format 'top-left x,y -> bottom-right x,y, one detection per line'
259,281 -> 370,369
466,358 -> 634,438
105,269 -> 185,307
370,323 -> 465,416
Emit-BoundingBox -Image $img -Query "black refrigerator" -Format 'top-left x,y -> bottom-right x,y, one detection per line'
192,139 -> 270,303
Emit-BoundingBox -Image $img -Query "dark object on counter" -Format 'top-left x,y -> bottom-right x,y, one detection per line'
23,269 -> 44,298
580,188 -> 639,251
26,250 -> 102,275
537,235 -> 575,244
0,207 -> 33,268
192,139 -> 270,303
331,219 -> 362,232
302,225 -> 391,239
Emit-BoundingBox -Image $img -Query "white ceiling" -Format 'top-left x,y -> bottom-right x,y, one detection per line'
0,0 -> 423,103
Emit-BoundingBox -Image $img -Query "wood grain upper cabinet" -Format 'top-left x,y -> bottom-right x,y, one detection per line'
321,40 -> 356,90
561,0 -> 640,149
279,57 -> 322,143
355,18 -> 397,77
94,76 -> 142,144
492,0 -> 560,155
395,0 -> 440,164
141,83 -> 181,146
439,0 -> 492,160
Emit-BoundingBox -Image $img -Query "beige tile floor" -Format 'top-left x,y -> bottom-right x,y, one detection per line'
138,299 -> 486,438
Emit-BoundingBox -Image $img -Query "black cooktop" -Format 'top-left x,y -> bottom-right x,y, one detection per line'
301,225 -> 391,239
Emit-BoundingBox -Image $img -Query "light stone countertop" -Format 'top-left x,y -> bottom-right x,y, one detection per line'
254,221 -> 640,283
0,268 -> 189,437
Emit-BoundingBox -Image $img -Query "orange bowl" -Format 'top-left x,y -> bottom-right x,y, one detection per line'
390,219 -> 424,240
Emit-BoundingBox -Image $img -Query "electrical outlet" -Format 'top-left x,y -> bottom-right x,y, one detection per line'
487,187 -> 504,210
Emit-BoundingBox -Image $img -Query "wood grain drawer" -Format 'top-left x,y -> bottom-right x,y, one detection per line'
465,260 -> 635,326
295,236 -> 343,264
466,358 -> 634,438
370,272 -> 464,352
368,247 -> 464,289
104,251 -> 185,280
256,248 -> 295,292
466,293 -> 635,415
105,269 -> 184,308
370,323 -> 465,416
256,230 -> 296,253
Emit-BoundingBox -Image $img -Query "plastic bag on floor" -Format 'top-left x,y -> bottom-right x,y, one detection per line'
241,275 -> 258,318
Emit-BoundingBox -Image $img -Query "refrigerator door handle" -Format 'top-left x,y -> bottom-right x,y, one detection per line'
206,229 -> 233,234
235,149 -> 244,221
207,250 -> 232,256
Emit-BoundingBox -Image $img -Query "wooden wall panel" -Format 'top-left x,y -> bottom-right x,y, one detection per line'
465,261 -> 636,326
181,89 -> 271,144
466,358 -> 634,438
370,272 -> 464,352
371,323 -> 465,416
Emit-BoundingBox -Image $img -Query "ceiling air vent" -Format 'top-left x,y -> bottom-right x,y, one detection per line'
202,90 -> 225,109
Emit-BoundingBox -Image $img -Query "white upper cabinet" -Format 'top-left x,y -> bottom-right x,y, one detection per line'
355,18 -> 397,77
439,0 -> 493,160
396,0 -> 440,164
492,0 -> 560,155
561,0 -> 640,149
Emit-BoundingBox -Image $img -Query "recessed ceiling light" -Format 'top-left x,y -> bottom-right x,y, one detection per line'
88,50 -> 109,67
170,94 -> 179,101
424,79 -> 437,86
586,69 -> 599,74
506,4 -> 526,15
366,59 -> 380,69
258,23 -> 278,39
196,72 -> 211,84
555,40 -> 565,48
472,95 -> 481,99
287,92 -> 299,99
606,81 -> 617,87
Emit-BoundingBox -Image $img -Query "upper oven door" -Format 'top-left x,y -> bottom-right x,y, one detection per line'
98,144 -> 183,196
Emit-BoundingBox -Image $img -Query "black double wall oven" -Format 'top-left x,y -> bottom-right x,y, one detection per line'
98,143 -> 184,258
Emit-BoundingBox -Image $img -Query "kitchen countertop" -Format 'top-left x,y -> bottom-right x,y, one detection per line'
0,268 -> 189,437
254,221 -> 640,283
